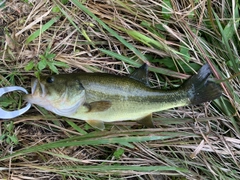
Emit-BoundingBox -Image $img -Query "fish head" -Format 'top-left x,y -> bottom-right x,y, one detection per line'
24,74 -> 85,116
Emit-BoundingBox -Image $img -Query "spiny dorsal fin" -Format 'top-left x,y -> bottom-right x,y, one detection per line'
137,114 -> 154,128
86,120 -> 105,130
84,101 -> 112,112
129,64 -> 149,86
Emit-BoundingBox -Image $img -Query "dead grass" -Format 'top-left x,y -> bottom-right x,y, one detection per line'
0,0 -> 239,179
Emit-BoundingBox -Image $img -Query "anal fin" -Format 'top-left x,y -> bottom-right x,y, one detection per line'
137,114 -> 154,128
86,120 -> 105,130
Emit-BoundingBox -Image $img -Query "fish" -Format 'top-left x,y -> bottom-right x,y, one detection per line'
24,64 -> 222,130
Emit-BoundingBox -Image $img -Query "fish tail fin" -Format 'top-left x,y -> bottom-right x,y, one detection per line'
182,64 -> 222,105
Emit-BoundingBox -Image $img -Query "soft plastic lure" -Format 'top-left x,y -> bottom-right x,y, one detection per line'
0,86 -> 31,119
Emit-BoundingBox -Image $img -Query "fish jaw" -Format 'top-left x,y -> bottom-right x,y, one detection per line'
24,79 -> 47,105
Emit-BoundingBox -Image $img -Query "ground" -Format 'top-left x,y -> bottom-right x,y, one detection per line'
0,0 -> 239,179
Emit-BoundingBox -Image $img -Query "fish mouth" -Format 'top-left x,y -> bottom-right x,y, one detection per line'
31,79 -> 46,97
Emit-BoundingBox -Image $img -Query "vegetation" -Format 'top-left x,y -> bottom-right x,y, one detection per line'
0,0 -> 239,179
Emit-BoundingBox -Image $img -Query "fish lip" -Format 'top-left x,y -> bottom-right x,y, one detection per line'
31,79 -> 38,94
40,83 -> 46,97
31,79 -> 46,97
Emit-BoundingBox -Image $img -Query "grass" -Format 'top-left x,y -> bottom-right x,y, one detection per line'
0,0 -> 239,179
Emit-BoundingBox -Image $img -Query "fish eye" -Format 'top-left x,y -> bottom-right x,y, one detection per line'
46,76 -> 54,83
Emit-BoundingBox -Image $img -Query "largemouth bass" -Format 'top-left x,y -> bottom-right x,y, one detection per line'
24,64 -> 222,130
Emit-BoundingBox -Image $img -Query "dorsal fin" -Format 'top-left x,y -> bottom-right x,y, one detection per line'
129,64 -> 149,86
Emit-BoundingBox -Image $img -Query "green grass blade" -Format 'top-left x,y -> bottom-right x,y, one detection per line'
55,3 -> 93,44
99,48 -> 189,79
0,131 -> 198,161
213,10 -> 238,72
66,120 -> 88,135
26,16 -> 60,44
70,0 -> 148,62
54,165 -> 189,173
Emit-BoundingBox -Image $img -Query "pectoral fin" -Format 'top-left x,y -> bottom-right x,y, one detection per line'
137,114 -> 154,128
86,120 -> 105,130
84,101 -> 112,112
